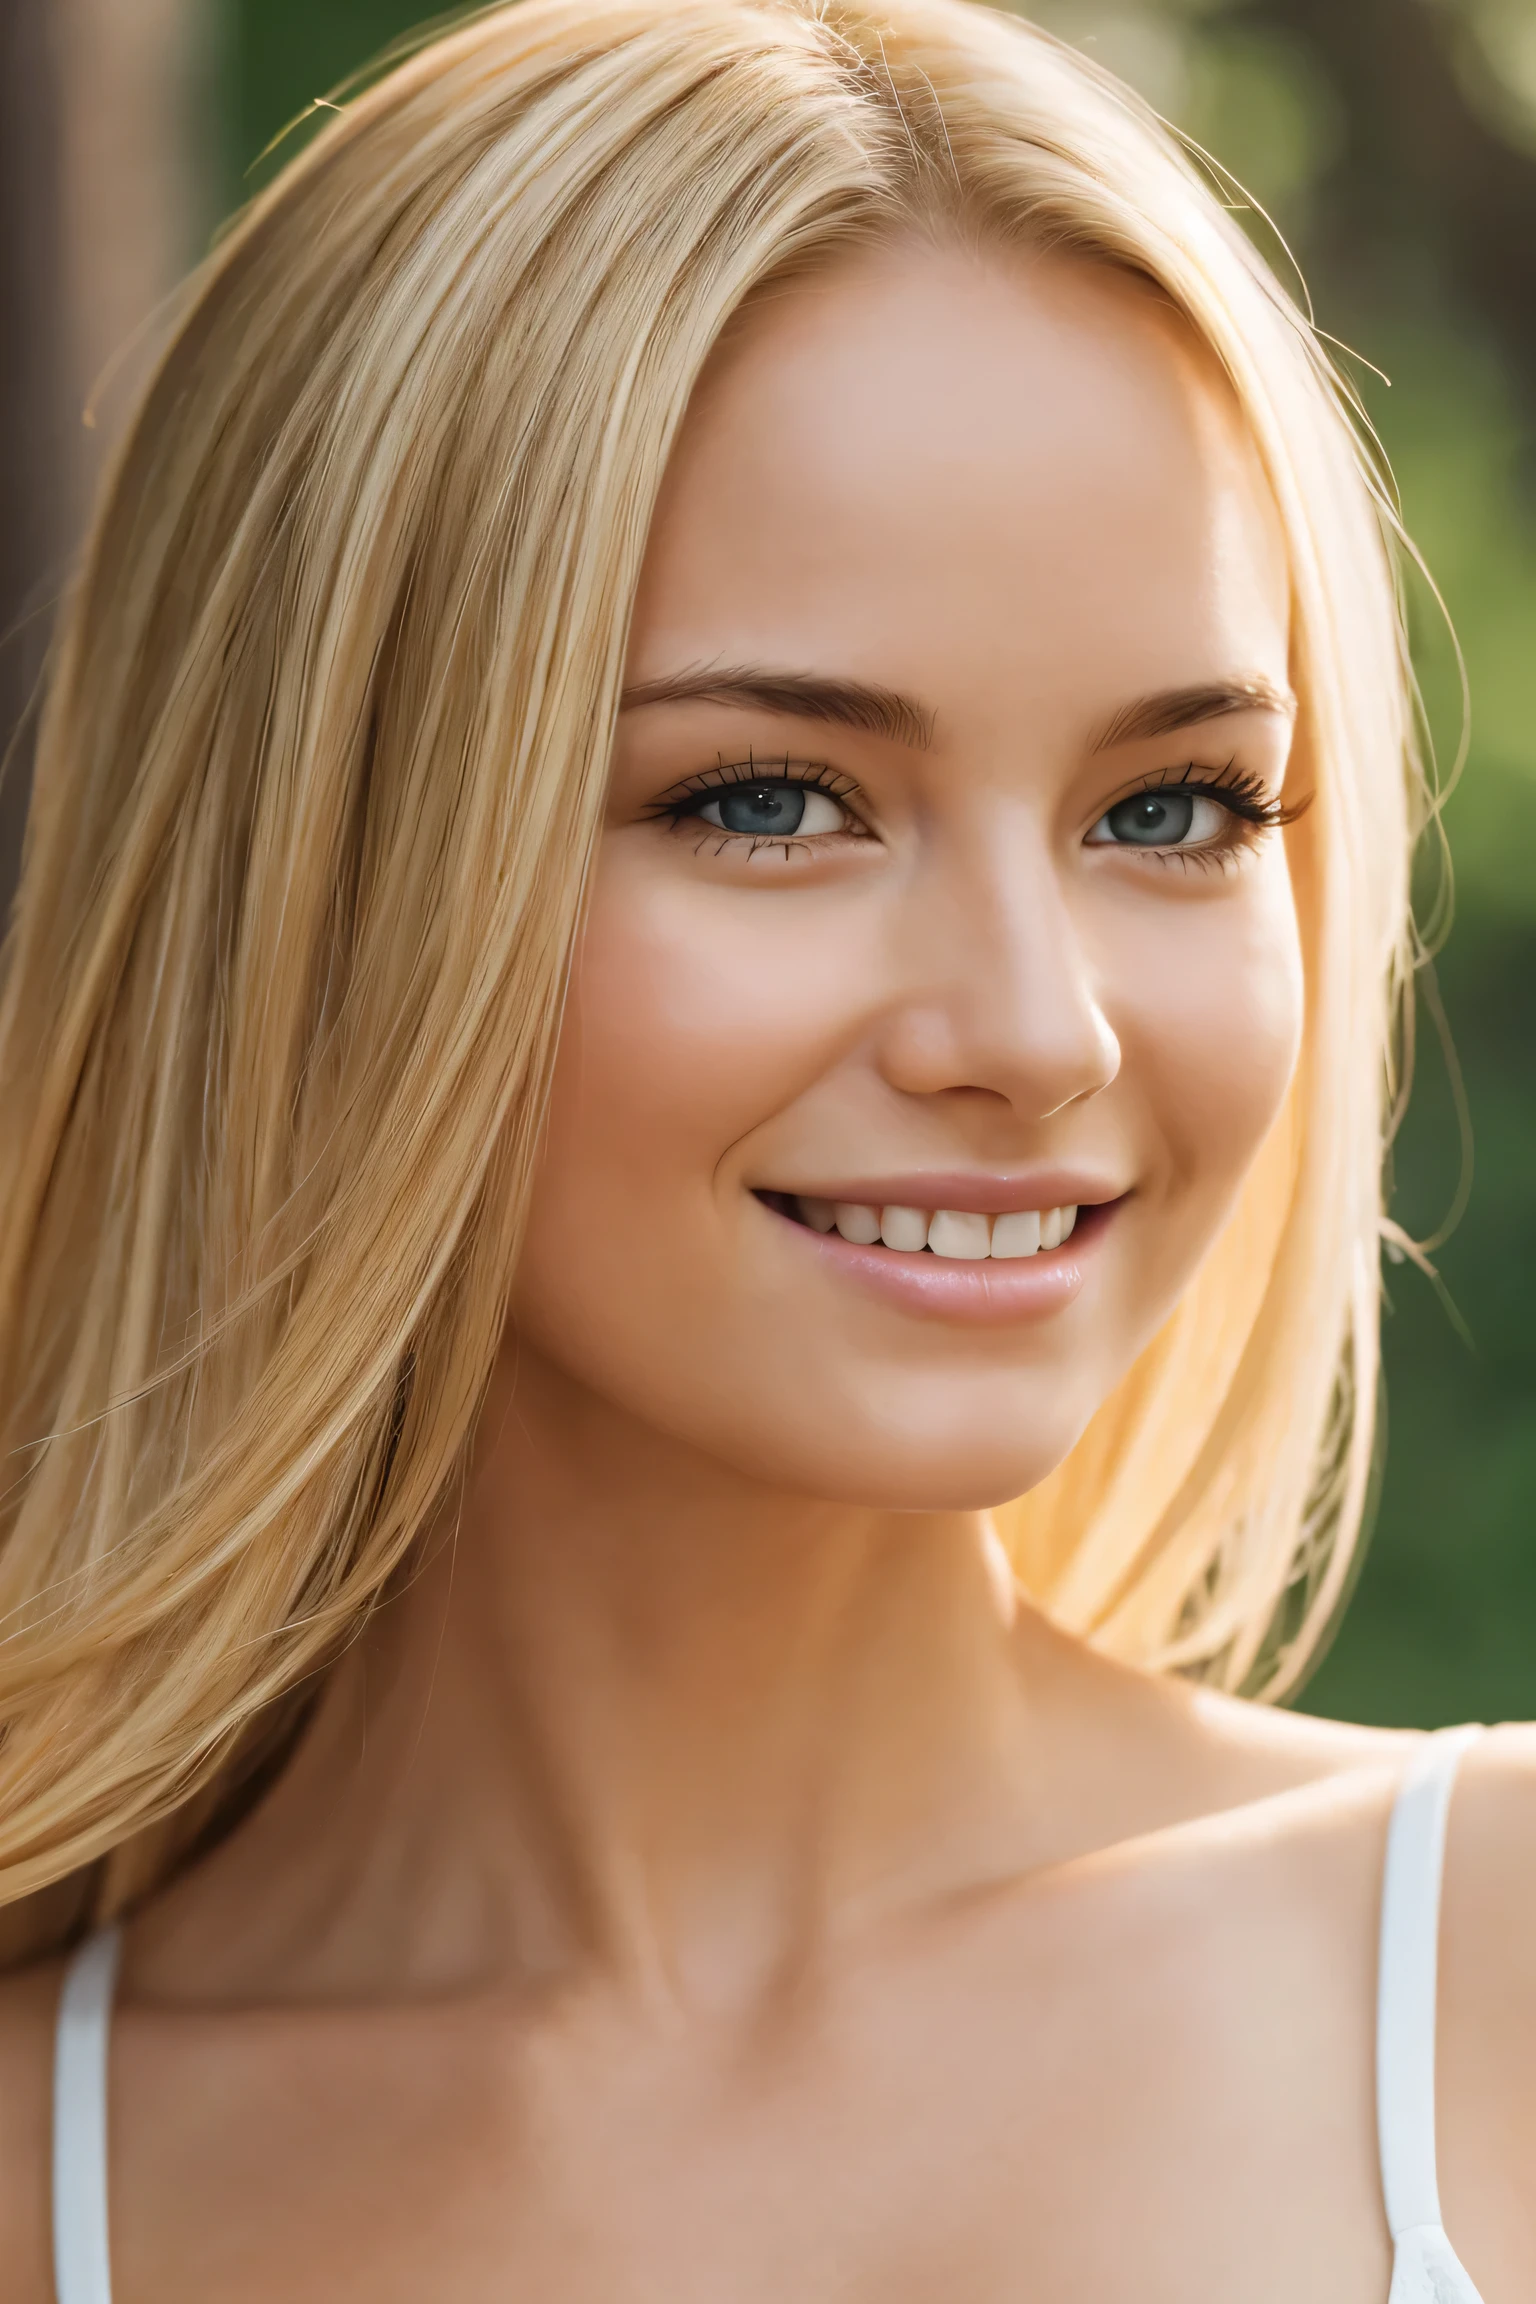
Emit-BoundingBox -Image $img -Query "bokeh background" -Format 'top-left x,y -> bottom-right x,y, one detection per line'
2,0 -> 1532,1725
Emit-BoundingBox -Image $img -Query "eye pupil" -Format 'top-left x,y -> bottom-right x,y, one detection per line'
1107,791 -> 1195,846
716,783 -> 806,835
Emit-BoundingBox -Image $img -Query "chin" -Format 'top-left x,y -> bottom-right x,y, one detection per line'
815,1455 -> 1074,1516
708,1410 -> 1092,1516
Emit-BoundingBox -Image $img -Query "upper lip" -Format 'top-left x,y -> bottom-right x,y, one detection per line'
757,1172 -> 1128,1216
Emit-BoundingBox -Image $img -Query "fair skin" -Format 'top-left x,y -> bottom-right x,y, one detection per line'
2,239 -> 1534,2300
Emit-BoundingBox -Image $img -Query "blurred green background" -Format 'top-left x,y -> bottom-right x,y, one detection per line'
227,0 -> 1533,1724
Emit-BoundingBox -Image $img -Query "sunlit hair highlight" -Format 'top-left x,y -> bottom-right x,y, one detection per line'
0,0 -> 1420,1948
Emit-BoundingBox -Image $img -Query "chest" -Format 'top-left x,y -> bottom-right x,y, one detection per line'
103,1902 -> 1392,2304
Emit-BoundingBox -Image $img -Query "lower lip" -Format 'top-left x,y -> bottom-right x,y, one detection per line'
763,1199 -> 1114,1327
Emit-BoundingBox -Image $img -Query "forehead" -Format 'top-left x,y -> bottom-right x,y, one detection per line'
629,241 -> 1290,743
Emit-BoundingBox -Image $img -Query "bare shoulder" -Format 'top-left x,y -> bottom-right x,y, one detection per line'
1444,1722 -> 1536,2050
1121,1695 -> 1535,2289
1438,1723 -> 1536,2293
0,1957 -> 64,2302
1172,1678 -> 1413,1806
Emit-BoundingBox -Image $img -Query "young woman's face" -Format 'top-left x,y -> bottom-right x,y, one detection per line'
510,243 -> 1303,1508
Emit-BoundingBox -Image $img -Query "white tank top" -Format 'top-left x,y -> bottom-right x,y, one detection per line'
48,1723 -> 1488,2302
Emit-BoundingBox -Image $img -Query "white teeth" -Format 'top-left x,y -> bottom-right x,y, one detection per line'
926,1209 -> 991,1260
990,1209 -> 1041,1259
797,1195 -> 1084,1257
833,1201 -> 882,1245
880,1204 -> 928,1252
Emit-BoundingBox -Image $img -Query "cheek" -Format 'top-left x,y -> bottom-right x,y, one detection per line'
535,854 -> 853,1192
508,847 -> 864,1389
1113,854 -> 1304,1209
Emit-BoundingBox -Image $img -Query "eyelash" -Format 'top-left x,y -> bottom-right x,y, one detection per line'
1132,760 -> 1297,828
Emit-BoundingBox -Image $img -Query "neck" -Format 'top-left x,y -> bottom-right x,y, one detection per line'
135,1342 -> 1173,2010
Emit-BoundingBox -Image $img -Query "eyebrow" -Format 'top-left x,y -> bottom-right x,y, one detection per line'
619,667 -> 935,751
1090,677 -> 1297,752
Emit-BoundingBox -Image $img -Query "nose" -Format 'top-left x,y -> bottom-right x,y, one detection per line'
873,818 -> 1120,1121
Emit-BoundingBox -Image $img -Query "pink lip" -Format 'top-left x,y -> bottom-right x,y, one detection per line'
761,1196 -> 1117,1327
762,1170 -> 1124,1217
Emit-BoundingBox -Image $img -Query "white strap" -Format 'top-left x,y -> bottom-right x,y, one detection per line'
53,1925 -> 120,2304
1388,2221 -> 1485,2304
1376,1724 -> 1483,2240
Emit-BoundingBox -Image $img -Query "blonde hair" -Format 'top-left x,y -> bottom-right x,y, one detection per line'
0,0 -> 1419,1945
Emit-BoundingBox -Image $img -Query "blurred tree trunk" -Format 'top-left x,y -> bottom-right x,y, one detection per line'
1255,0 -> 1536,410
0,0 -> 69,912
0,0 -> 213,920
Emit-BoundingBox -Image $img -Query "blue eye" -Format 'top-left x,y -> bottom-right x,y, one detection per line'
692,782 -> 849,837
1087,789 -> 1229,849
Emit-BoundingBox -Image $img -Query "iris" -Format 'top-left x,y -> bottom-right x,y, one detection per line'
1103,791 -> 1195,846
713,782 -> 807,835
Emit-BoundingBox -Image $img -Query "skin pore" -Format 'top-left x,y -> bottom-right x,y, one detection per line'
3,239 -> 1535,2301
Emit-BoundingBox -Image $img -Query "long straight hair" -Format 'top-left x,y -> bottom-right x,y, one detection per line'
0,0 -> 1421,1945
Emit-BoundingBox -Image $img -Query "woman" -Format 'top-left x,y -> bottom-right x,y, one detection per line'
0,0 -> 1530,2294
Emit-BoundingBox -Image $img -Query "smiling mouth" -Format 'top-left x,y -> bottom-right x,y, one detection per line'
759,1192 -> 1081,1260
